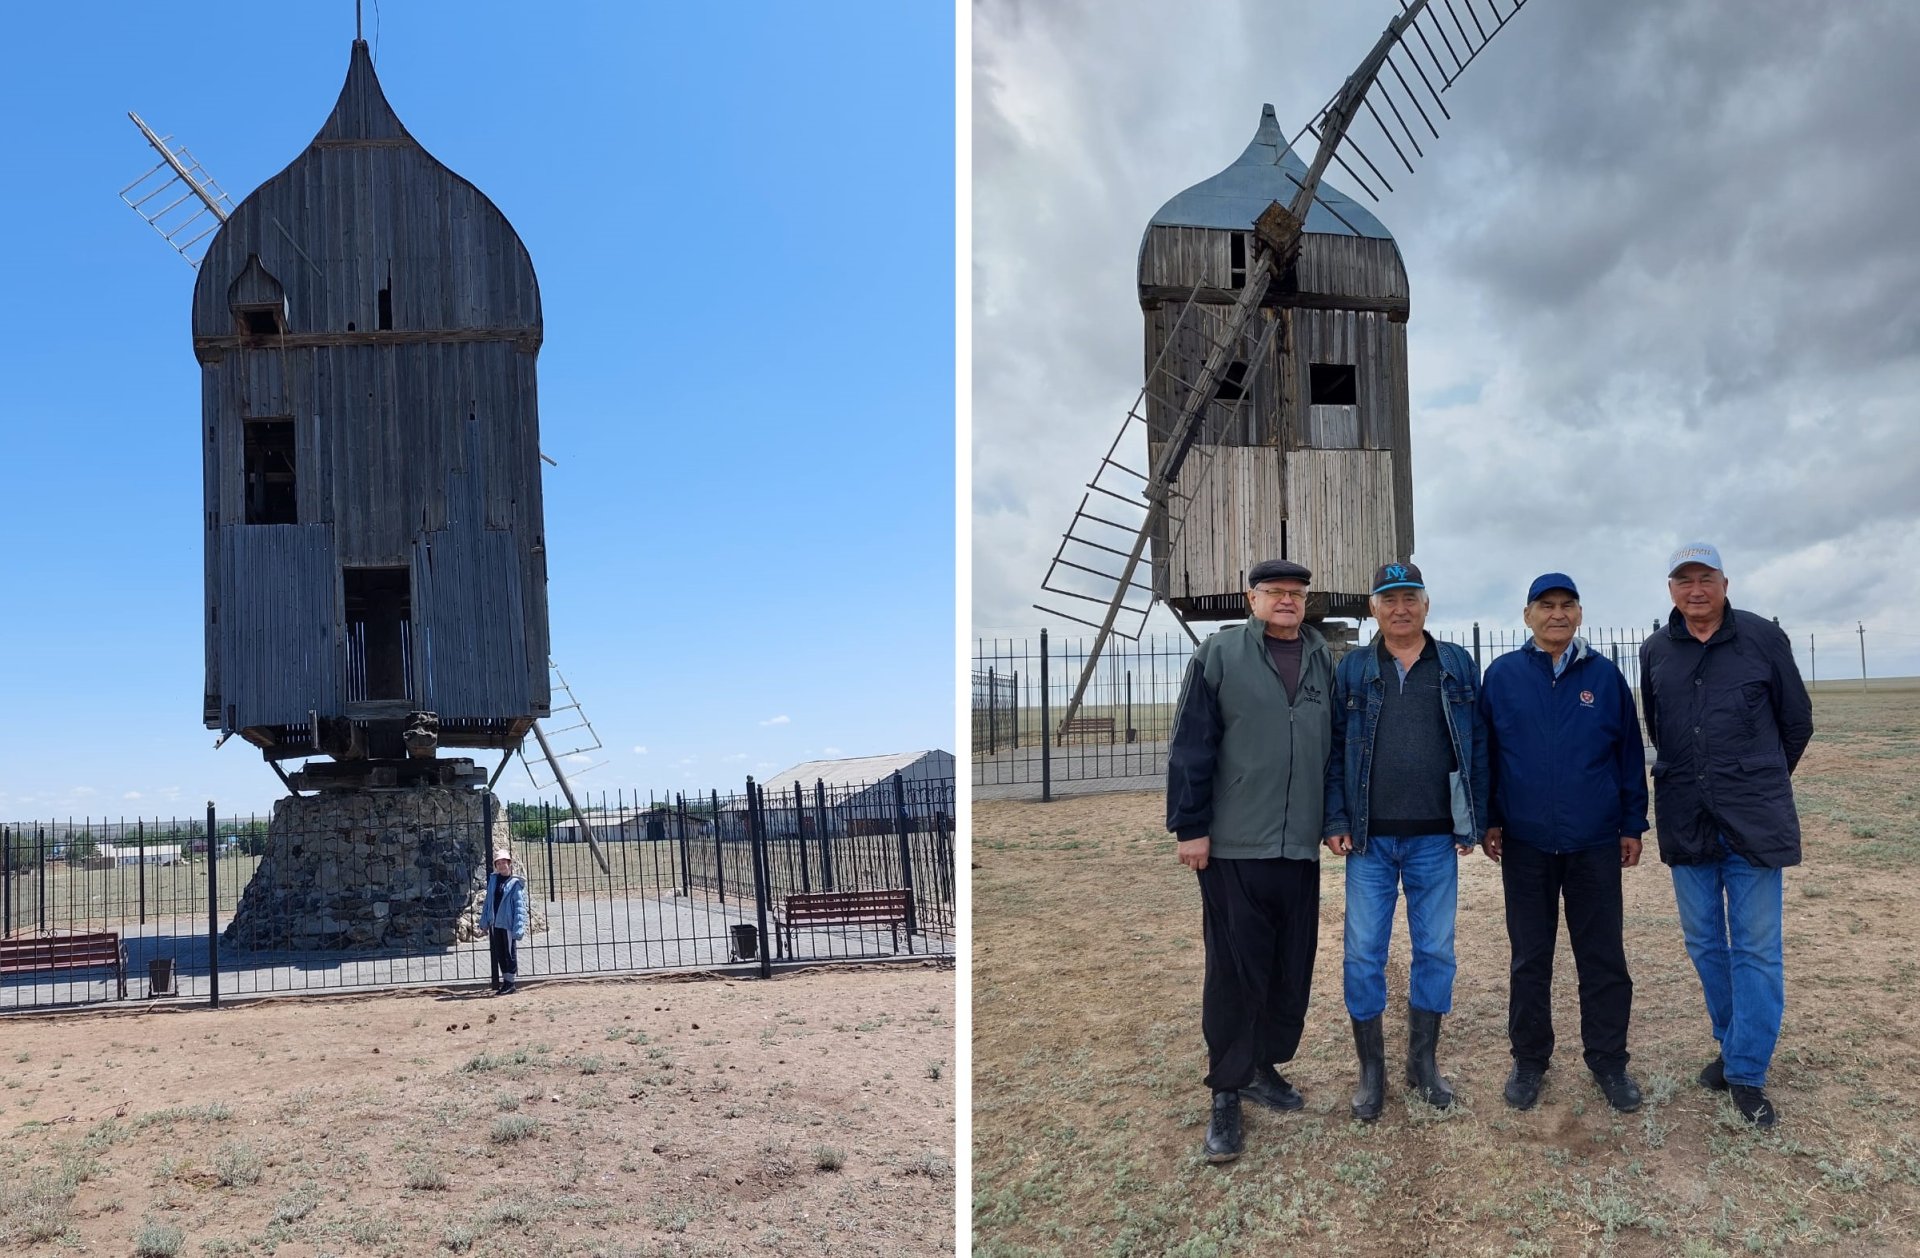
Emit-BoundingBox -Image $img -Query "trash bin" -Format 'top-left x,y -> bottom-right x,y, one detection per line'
730,923 -> 759,960
148,957 -> 174,996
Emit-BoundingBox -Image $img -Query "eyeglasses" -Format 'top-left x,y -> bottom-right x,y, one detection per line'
1251,587 -> 1307,602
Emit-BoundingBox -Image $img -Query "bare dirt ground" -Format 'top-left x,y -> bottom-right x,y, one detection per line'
973,686 -> 1920,1257
0,962 -> 955,1257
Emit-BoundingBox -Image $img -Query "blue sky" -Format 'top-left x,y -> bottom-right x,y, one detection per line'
0,2 -> 955,819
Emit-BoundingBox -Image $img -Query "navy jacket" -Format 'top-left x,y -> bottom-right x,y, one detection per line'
1324,633 -> 1488,853
1639,605 -> 1812,868
1479,639 -> 1649,854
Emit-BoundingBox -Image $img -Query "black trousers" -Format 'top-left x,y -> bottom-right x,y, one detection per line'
1196,855 -> 1320,1092
1502,839 -> 1631,1073
490,927 -> 518,980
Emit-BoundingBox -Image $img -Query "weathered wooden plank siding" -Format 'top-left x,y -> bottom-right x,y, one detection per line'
219,526 -> 340,728
190,40 -> 548,732
1136,221 -> 1415,611
1285,450 -> 1398,595
1152,448 -> 1287,599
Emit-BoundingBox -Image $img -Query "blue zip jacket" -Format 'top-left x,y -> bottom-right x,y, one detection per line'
479,872 -> 529,941
1479,638 -> 1649,853
1323,633 -> 1488,853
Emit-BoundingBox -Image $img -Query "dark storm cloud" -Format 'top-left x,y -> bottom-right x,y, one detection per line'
973,0 -> 1920,671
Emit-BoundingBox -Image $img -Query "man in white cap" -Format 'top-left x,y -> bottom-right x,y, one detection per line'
1640,544 -> 1812,1127
479,849 -> 530,994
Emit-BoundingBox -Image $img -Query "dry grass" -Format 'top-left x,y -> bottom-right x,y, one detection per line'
973,687 -> 1920,1256
0,964 -> 954,1256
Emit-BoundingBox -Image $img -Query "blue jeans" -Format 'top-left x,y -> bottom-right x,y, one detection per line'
1670,843 -> 1784,1087
1344,833 -> 1459,1020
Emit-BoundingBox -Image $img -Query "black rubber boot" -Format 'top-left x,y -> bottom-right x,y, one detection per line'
1204,1090 -> 1244,1163
1351,1016 -> 1386,1122
1406,1006 -> 1454,1109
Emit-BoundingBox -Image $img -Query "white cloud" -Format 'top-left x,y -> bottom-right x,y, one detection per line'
823,746 -> 843,756
724,753 -> 748,763
70,786 -> 97,798
124,791 -> 143,800
567,753 -> 591,764
759,714 -> 791,727
631,745 -> 648,756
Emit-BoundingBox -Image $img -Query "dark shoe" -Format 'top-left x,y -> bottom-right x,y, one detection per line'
1204,1091 -> 1244,1162
1593,1071 -> 1643,1113
1350,1016 -> 1386,1122
1405,1006 -> 1454,1109
1731,1084 -> 1778,1129
1241,1064 -> 1305,1113
498,981 -> 516,996
1699,1055 -> 1729,1091
1504,1063 -> 1545,1111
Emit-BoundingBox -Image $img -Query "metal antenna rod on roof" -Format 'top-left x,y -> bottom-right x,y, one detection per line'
356,0 -> 363,40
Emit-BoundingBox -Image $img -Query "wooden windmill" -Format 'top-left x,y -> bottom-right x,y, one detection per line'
1037,0 -> 1533,727
121,23 -> 611,869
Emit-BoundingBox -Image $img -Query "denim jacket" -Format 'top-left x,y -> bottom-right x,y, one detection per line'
1323,634 -> 1489,853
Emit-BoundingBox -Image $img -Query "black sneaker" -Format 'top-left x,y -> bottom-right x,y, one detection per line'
1503,1063 -> 1545,1111
1204,1091 -> 1243,1163
1731,1084 -> 1777,1128
1593,1071 -> 1643,1113
1241,1064 -> 1305,1113
1699,1055 -> 1729,1091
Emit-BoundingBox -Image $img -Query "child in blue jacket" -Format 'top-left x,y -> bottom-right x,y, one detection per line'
479,849 -> 529,994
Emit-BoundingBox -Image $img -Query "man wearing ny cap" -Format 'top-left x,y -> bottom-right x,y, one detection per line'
1167,559 -> 1335,1163
1323,561 -> 1487,1121
1479,573 -> 1648,1114
1640,544 -> 1811,1128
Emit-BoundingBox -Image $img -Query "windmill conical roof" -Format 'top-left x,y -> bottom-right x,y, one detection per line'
1148,104 -> 1392,239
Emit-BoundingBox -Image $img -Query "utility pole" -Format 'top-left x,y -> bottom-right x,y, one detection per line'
1858,622 -> 1868,692
1809,633 -> 1816,689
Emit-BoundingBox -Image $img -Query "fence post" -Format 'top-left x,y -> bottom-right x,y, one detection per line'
1040,629 -> 1052,803
1011,670 -> 1020,749
746,779 -> 774,979
137,818 -> 147,926
890,771 -> 920,952
814,779 -> 834,890
792,782 -> 811,893
36,826 -> 45,931
2,826 -> 10,937
1472,622 -> 1482,669
711,790 -> 726,904
987,665 -> 998,755
543,801 -> 557,904
1126,671 -> 1135,743
676,793 -> 693,896
206,801 -> 221,1009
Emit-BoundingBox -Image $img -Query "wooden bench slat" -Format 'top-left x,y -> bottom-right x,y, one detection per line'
0,932 -> 127,999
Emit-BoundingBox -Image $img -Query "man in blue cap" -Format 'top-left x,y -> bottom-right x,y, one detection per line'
1168,558 -> 1335,1162
1324,560 -> 1487,1121
1640,543 -> 1811,1128
1479,573 -> 1648,1113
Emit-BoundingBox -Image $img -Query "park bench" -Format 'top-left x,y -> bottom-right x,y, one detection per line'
0,931 -> 127,999
773,888 -> 913,958
1057,715 -> 1116,746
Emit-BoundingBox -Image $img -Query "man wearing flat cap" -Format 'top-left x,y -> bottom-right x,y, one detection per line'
1479,573 -> 1648,1114
1640,544 -> 1811,1128
1167,558 -> 1334,1163
1323,561 -> 1487,1121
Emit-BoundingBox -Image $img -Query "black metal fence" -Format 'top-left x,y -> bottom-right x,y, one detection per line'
973,625 -> 1654,797
0,771 -> 954,1013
